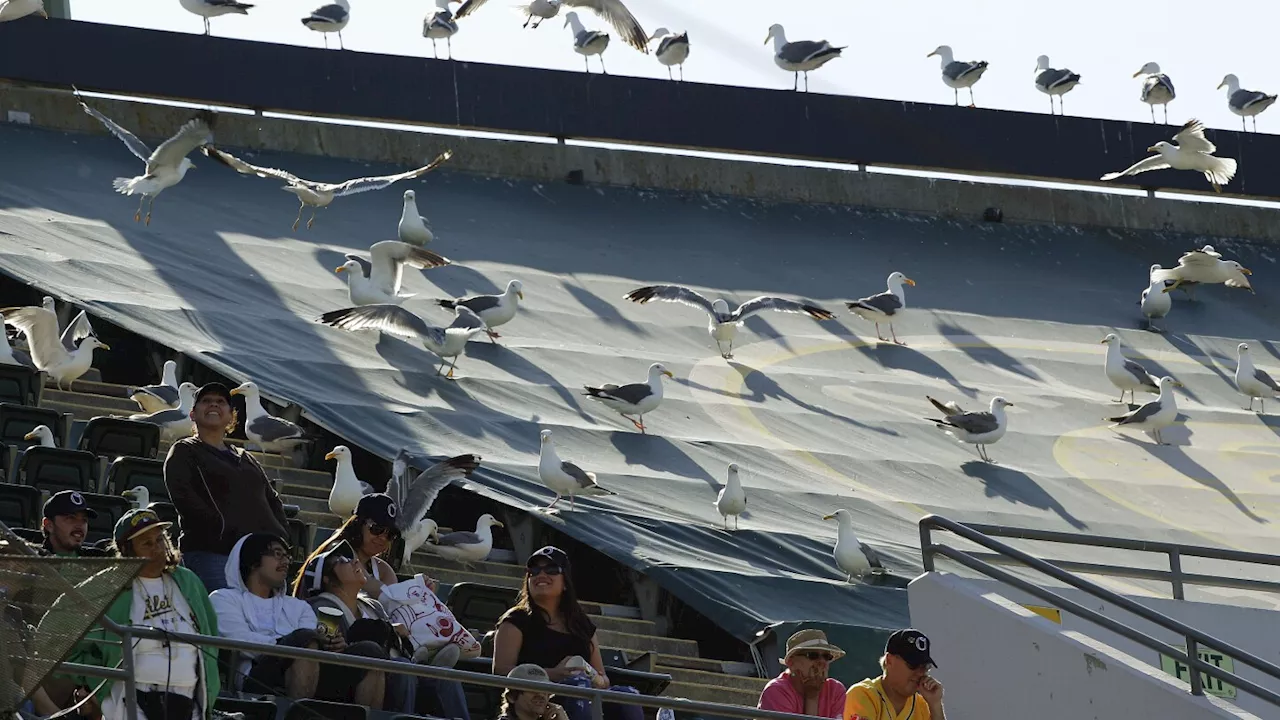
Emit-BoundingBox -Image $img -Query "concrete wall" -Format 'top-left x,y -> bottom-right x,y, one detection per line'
3,84 -> 1279,242
908,573 -> 1260,720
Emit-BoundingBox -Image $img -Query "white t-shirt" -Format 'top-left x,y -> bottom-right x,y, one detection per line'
131,575 -> 200,694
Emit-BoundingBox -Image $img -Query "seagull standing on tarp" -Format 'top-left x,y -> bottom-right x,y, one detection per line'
423,0 -> 459,59
564,12 -> 610,73
435,280 -> 524,343
398,190 -> 435,246
335,241 -> 451,306
1139,266 -> 1171,333
822,509 -> 881,581
584,362 -> 674,433
1100,334 -> 1159,405
1218,74 -> 1277,132
454,0 -> 648,52
317,304 -> 488,378
1151,245 -> 1253,295
0,0 -> 48,21
1034,55 -> 1080,115
0,305 -> 108,389
928,45 -> 988,107
538,429 -> 614,511
179,0 -> 253,36
649,28 -> 689,81
925,395 -> 1012,463
846,271 -> 916,345
76,89 -> 213,225
303,0 -> 350,49
419,513 -> 503,568
231,382 -> 310,468
1134,62 -> 1175,124
1235,343 -> 1280,413
715,463 -> 746,531
764,24 -> 843,92
129,360 -> 180,413
1101,120 -> 1237,193
386,449 -> 482,566
1109,376 -> 1182,445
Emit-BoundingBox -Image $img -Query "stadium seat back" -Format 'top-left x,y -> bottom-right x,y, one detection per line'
0,404 -> 63,448
287,517 -> 313,561
104,456 -> 167,499
447,583 -> 518,634
82,493 -> 132,544
0,484 -> 42,530
284,699 -> 368,720
18,447 -> 99,494
78,417 -> 161,460
0,366 -> 42,407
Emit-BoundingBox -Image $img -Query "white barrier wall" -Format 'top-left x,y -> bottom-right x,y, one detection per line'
908,573 -> 1260,720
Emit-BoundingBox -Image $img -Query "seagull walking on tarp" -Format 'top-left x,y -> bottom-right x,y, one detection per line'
1134,62 -> 1176,123
231,382 -> 310,469
926,395 -> 1012,463
398,190 -> 435,246
179,0 -> 253,36
303,0 -> 349,49
564,12 -> 610,73
538,429 -> 614,511
423,0 -> 459,59
928,45 -> 988,107
202,146 -> 452,230
1109,376 -> 1182,445
715,463 -> 746,531
335,241 -> 451,306
1100,333 -> 1159,405
649,28 -> 689,80
454,0 -> 648,52
1034,55 -> 1080,115
764,24 -> 843,92
584,362 -> 674,433
324,445 -> 377,517
1235,343 -> 1280,413
129,360 -> 181,414
0,305 -> 108,389
1218,74 -> 1277,132
846,271 -> 915,345
419,513 -> 503,568
317,304 -> 488,378
624,285 -> 834,359
76,89 -> 213,225
1139,266 -> 1171,333
822,509 -> 881,581
0,0 -> 49,21
435,280 -> 524,343
387,448 -> 481,566
1151,245 -> 1252,295
1101,120 -> 1237,193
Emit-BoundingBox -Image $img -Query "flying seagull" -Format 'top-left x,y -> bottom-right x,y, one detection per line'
303,0 -> 349,49
715,463 -> 746,531
1151,246 -> 1252,294
1218,74 -> 1277,132
179,0 -> 253,36
1100,334 -> 1160,405
76,89 -> 213,225
764,24 -> 843,92
846,271 -> 916,345
455,0 -> 648,52
822,509 -> 882,582
317,304 -> 488,378
1134,62 -> 1175,123
624,285 -> 834,359
584,362 -> 674,433
336,241 -> 451,306
129,360 -> 181,414
419,513 -> 503,568
1109,376 -> 1182,445
926,395 -> 1013,463
387,448 -> 482,566
1034,55 -> 1080,115
1235,343 -> 1280,413
649,28 -> 690,81
423,0 -> 460,59
1101,120 -> 1237,193
435,280 -> 524,343
0,0 -> 48,21
0,305 -> 109,389
564,12 -> 610,73
928,45 -> 988,107
537,429 -> 615,511
201,146 -> 453,231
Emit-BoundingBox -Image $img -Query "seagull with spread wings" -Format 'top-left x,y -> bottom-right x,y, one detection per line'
0,0 -> 48,21
336,241 -> 451,306
0,305 -> 109,389
625,285 -> 834,359
1151,246 -> 1252,295
455,0 -> 647,52
1101,120 -> 1237,192
317,304 -> 488,378
386,448 -> 482,566
76,89 -> 214,225
201,146 -> 453,231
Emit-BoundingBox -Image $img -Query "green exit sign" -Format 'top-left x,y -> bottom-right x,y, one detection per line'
1158,646 -> 1237,699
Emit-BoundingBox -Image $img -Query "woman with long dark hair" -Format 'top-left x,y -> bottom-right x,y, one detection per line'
493,547 -> 643,720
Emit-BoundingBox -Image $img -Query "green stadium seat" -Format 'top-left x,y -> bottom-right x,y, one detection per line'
83,493 -> 131,544
446,583 -> 517,633
0,404 -> 63,448
78,417 -> 161,460
104,456 -> 166,498
17,446 -> 99,494
0,366 -> 42,407
0,484 -> 41,529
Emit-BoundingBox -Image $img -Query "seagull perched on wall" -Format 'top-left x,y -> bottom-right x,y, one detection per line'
76,89 -> 213,226
0,0 -> 49,21
435,280 -> 524,342
564,12 -> 610,73
455,0 -> 648,51
926,395 -> 1013,463
179,0 -> 253,36
303,0 -> 350,49
0,305 -> 108,389
1218,74 -> 1277,132
201,146 -> 452,231
335,241 -> 451,306
1134,62 -> 1175,124
537,429 -> 614,511
649,28 -> 689,81
389,449 -> 482,567
928,45 -> 988,107
1235,343 -> 1280,413
584,363 -> 674,433
1100,120 -> 1237,193
764,24 -> 843,92
1034,55 -> 1080,115
423,0 -> 459,59
317,304 -> 488,378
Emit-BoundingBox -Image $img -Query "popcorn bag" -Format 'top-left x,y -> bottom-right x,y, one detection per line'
380,574 -> 481,657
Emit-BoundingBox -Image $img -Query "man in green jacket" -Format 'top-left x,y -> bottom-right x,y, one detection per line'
68,509 -> 221,720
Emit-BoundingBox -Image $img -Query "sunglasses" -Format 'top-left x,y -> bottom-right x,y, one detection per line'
367,521 -> 400,539
330,556 -> 355,567
799,652 -> 834,662
528,564 -> 564,577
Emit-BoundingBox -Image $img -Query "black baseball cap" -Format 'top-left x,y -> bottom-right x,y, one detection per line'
194,382 -> 233,404
526,545 -> 570,570
43,491 -> 98,520
885,629 -> 937,668
355,493 -> 398,526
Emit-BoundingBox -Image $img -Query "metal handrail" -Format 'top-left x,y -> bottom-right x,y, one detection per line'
919,514 -> 1280,707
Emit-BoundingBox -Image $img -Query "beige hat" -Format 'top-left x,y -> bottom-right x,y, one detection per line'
507,664 -> 551,684
782,629 -> 846,662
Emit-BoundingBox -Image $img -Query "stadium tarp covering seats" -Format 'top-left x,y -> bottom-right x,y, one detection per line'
104,456 -> 166,498
0,366 -> 42,406
78,417 -> 161,460
18,447 -> 99,494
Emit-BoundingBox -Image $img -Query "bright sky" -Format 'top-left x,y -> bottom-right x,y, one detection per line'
72,0 -> 1280,134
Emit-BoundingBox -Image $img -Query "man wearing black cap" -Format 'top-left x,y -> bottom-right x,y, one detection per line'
843,629 -> 946,720
36,490 -> 108,557
164,382 -> 288,592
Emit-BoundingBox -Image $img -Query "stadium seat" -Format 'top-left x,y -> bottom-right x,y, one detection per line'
77,417 -> 161,460
287,517 -> 313,560
213,697 -> 276,720
283,504 -> 300,519
149,501 -> 179,528
83,493 -> 131,544
104,456 -> 167,499
0,366 -> 42,407
598,649 -> 671,696
17,447 -> 100,494
283,699 -> 368,720
456,656 -> 499,720
0,404 -> 64,448
0,485 -> 42,530
447,583 -> 517,633
11,527 -> 43,544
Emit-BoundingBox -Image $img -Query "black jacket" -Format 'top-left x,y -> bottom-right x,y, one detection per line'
163,437 -> 289,554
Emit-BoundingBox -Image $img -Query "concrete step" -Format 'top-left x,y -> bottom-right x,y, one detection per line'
40,398 -> 118,422
412,555 -> 525,580
580,601 -> 643,620
596,630 -> 698,658
653,654 -> 747,674
43,388 -> 138,413
285,495 -> 330,515
586,614 -> 657,636
417,566 -> 523,589
50,379 -> 131,398
280,482 -> 329,501
656,666 -> 767,693
662,681 -> 759,707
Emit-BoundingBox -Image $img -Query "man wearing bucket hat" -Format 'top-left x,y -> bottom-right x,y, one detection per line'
757,629 -> 847,718
844,629 -> 946,720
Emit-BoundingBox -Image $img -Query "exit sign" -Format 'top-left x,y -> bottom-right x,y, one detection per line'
1158,646 -> 1237,699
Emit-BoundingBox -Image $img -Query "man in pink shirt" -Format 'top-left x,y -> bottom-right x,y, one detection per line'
757,629 -> 847,718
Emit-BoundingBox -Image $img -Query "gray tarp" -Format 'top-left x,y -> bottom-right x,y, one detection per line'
2,122 -> 1280,645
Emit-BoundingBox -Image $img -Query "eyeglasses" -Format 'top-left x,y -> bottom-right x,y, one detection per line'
367,521 -> 399,539
263,547 -> 289,560
528,564 -> 563,577
799,652 -> 834,663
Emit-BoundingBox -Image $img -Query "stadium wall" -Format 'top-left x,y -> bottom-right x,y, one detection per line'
3,86 -> 1280,244
909,573 -> 1260,720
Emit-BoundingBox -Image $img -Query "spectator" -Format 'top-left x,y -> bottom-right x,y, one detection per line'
844,629 -> 946,720
36,491 -> 110,557
492,546 -> 643,720
164,382 -> 288,592
758,629 -> 847,718
497,664 -> 570,720
72,509 -> 221,720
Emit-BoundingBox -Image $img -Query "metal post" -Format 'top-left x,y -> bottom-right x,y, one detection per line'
920,521 -> 935,571
1186,636 -> 1203,696
589,691 -> 605,720
120,626 -> 138,720
1168,548 -> 1185,600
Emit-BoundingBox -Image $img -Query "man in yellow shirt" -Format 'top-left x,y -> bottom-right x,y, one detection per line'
844,629 -> 946,720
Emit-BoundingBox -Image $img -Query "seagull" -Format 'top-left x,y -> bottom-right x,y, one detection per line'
715,463 -> 746,531
387,449 -> 481,566
649,28 -> 689,81
0,0 -> 47,21
423,0 -> 459,59
435,280 -> 524,343
325,445 -> 377,518
200,146 -> 453,231
1034,55 -> 1080,115
1218,74 -> 1277,132
178,0 -> 253,36
565,12 -> 610,73
128,360 -> 181,414
23,425 -> 56,448
926,395 -> 1013,463
336,241 -> 451,306
927,45 -> 988,107
129,382 -> 198,440
302,0 -> 350,49
419,513 -> 503,567
1134,62 -> 1176,124
1109,376 -> 1182,445
822,509 -> 881,582
764,24 -> 843,92
584,362 -> 674,433
230,381 -> 309,460
317,304 -> 488,378
121,486 -> 160,510
624,285 -> 834,359
454,0 -> 648,52
397,190 -> 435,246
846,272 -> 916,345
1100,333 -> 1160,405
537,429 -> 615,511
1101,120 -> 1237,193
0,305 -> 108,389
0,315 -> 33,368
58,309 -> 96,355
76,89 -> 213,226
1235,343 -> 1280,413
1139,267 -> 1172,333
1151,245 -> 1252,294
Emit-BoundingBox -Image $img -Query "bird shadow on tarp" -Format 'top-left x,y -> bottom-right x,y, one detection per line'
426,264 -> 501,300
1119,431 -> 1268,524
609,433 -> 718,493
563,281 -> 647,336
960,460 -> 1087,530
742,315 -> 794,355
937,322 -> 1041,382
1160,334 -> 1232,398
1122,346 -> 1205,405
851,343 -> 979,399
728,361 -> 899,437
461,340 -> 595,422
